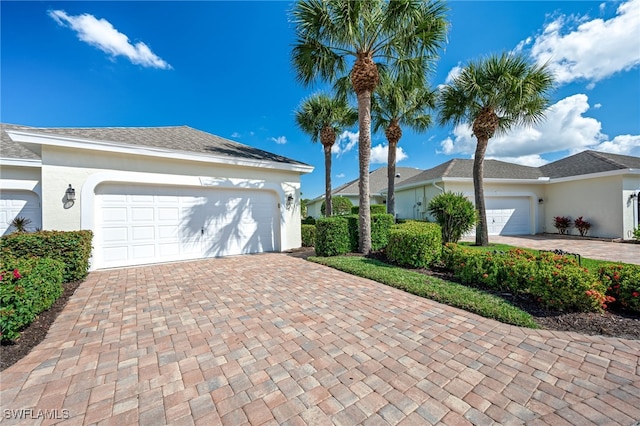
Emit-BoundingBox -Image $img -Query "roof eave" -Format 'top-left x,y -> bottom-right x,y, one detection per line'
549,168 -> 640,183
0,157 -> 42,167
6,130 -> 314,174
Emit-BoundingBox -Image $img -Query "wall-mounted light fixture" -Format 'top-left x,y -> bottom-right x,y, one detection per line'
286,193 -> 294,210
63,184 -> 76,209
66,184 -> 76,201
538,198 -> 544,204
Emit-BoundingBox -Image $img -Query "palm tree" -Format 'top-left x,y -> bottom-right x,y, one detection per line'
372,73 -> 436,217
438,53 -> 554,246
291,0 -> 448,253
295,93 -> 358,216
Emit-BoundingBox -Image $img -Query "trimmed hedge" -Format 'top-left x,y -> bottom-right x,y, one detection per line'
599,264 -> 640,313
386,221 -> 442,268
1,230 -> 93,282
351,204 -> 387,215
301,216 -> 316,225
301,224 -> 316,247
443,244 -> 608,312
314,213 -> 394,255
0,257 -> 65,341
315,217 -> 351,256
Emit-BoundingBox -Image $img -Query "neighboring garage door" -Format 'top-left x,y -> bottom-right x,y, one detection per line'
486,197 -> 531,235
0,190 -> 41,236
95,184 -> 279,269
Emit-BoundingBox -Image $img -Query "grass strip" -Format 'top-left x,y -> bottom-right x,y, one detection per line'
309,255 -> 539,329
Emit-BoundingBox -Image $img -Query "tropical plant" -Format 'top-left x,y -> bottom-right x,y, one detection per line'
291,0 -> 448,253
438,53 -> 554,246
295,93 -> 357,216
573,216 -> 591,237
427,191 -> 477,243
372,73 -> 436,216
9,216 -> 32,233
553,216 -> 571,234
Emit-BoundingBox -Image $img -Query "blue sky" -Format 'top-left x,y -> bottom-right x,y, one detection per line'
2,1 -> 639,199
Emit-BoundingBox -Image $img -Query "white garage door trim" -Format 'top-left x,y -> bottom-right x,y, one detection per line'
485,196 -> 532,235
0,189 -> 42,236
81,171 -> 288,270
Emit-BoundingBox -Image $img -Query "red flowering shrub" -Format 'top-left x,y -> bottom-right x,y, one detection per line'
573,216 -> 592,237
443,244 -> 606,312
599,264 -> 640,314
553,216 -> 571,234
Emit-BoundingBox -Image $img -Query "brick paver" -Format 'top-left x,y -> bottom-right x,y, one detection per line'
1,254 -> 639,425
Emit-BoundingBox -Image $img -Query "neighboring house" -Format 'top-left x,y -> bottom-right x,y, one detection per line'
394,151 -> 640,239
306,166 -> 423,217
1,124 -> 313,269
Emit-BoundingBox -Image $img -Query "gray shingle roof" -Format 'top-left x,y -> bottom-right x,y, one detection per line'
1,123 -> 309,167
1,124 -> 41,160
539,150 -> 640,178
398,158 -> 543,188
332,166 -> 423,196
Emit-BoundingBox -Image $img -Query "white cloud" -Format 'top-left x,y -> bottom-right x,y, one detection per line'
48,10 -> 172,69
526,0 -> 640,86
445,65 -> 463,84
270,136 -> 287,145
231,132 -> 241,138
370,144 -> 408,164
332,130 -> 359,156
437,93 -> 640,164
336,173 -> 345,178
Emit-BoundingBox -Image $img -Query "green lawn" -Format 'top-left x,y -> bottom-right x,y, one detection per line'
309,255 -> 539,329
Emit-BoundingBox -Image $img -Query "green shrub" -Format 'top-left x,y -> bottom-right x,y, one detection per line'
633,226 -> 640,241
427,192 -> 477,243
371,214 -> 394,251
351,204 -> 387,215
315,217 -> 351,256
301,224 -> 316,247
301,216 -> 316,225
1,230 -> 93,282
443,243 -> 606,312
386,222 -> 442,268
0,257 -> 65,341
320,196 -> 353,216
599,264 -> 640,313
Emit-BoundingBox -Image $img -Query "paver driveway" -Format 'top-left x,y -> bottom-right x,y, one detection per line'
1,254 -> 639,425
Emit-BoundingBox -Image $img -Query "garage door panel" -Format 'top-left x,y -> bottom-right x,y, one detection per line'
486,197 -> 531,235
102,227 -> 128,242
0,191 -> 42,236
96,184 -> 279,268
103,207 -> 128,222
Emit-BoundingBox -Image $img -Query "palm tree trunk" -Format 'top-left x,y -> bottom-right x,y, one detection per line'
387,140 -> 397,217
357,90 -> 372,253
473,137 -> 489,246
324,144 -> 332,216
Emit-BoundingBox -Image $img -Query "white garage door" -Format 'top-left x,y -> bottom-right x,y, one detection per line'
0,190 -> 41,236
95,184 -> 279,269
486,197 -> 531,235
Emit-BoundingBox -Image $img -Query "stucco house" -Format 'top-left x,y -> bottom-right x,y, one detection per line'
1,124 -> 313,269
306,166 -> 423,217
394,151 -> 640,239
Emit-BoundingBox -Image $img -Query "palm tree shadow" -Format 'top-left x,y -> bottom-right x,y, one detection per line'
180,181 -> 281,258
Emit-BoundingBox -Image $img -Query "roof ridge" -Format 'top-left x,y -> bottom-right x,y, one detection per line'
442,159 -> 457,177
586,150 -> 627,169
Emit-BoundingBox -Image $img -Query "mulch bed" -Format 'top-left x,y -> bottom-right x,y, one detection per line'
2,250 -> 638,371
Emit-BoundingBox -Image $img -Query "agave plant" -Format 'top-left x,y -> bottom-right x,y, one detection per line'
10,216 -> 32,233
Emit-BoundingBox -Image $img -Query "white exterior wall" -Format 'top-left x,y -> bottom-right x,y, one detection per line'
394,184 -> 444,221
623,176 -> 640,239
545,175 -> 622,238
39,146 -> 304,251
